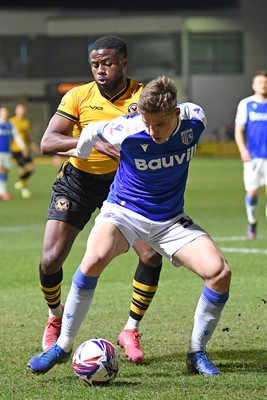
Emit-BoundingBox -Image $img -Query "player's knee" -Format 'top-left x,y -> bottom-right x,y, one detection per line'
139,249 -> 162,267
40,252 -> 64,275
211,258 -> 231,289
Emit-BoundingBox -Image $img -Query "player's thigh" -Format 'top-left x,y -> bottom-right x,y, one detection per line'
81,222 -> 129,276
173,235 -> 227,279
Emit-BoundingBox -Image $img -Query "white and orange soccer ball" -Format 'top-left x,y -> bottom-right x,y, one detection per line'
72,338 -> 120,386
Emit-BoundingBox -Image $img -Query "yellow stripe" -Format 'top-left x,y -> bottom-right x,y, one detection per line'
132,293 -> 152,306
40,283 -> 61,292
130,304 -> 146,316
133,280 -> 158,293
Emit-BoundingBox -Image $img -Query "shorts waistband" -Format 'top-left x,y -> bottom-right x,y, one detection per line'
69,162 -> 116,181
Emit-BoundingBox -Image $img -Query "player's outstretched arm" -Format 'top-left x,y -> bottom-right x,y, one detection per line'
59,120 -> 123,159
41,114 -> 78,155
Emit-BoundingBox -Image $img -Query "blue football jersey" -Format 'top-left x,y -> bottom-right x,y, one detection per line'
235,95 -> 267,158
78,102 -> 206,221
0,121 -> 15,152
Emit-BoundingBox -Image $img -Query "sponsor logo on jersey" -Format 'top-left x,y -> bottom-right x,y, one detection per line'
55,197 -> 70,212
249,111 -> 267,121
135,144 -> 197,170
128,103 -> 138,114
181,129 -> 193,145
90,105 -> 103,110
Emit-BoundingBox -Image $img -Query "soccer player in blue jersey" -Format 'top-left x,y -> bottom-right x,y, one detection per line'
0,106 -> 27,200
36,36 -> 162,364
28,76 -> 231,376
235,70 -> 267,239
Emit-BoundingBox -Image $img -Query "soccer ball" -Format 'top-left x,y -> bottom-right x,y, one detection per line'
72,338 -> 120,386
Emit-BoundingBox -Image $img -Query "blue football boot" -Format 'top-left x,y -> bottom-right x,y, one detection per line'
28,343 -> 72,374
186,351 -> 221,375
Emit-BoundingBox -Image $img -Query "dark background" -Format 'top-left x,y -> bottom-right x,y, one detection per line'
0,0 -> 240,12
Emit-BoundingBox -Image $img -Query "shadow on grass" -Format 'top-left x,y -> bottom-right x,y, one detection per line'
32,348 -> 267,390
131,348 -> 267,374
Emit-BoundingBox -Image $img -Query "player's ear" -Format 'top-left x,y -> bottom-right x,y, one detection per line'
175,107 -> 180,117
122,56 -> 129,68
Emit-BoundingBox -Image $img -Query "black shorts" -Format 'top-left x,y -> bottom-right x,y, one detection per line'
47,161 -> 116,230
12,151 -> 33,167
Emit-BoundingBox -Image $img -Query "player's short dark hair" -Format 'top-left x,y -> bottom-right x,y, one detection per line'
89,35 -> 127,57
252,70 -> 267,80
138,75 -> 177,115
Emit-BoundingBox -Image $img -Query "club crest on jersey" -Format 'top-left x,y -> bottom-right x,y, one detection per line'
128,103 -> 138,114
181,129 -> 193,145
55,197 -> 70,212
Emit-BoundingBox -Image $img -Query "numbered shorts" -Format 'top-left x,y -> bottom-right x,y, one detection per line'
95,201 -> 208,266
47,161 -> 116,230
243,158 -> 267,191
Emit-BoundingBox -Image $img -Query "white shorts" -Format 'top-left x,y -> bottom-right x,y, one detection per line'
243,159 -> 267,191
95,201 -> 208,266
0,152 -> 11,169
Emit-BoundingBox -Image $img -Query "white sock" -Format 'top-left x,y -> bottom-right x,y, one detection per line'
123,316 -> 140,331
57,282 -> 95,352
245,194 -> 258,224
189,294 -> 225,353
0,178 -> 6,194
48,304 -> 63,319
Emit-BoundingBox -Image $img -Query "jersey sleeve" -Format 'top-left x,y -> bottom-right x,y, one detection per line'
75,116 -> 128,159
183,102 -> 207,128
11,125 -> 26,150
235,98 -> 248,126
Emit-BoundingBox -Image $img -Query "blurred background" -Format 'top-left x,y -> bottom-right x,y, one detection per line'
0,0 -> 266,150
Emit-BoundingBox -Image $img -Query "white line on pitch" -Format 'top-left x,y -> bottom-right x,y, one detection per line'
0,225 -> 43,232
220,247 -> 267,254
213,235 -> 266,241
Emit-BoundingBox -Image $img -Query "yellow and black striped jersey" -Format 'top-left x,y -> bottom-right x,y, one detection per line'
9,116 -> 31,152
56,78 -> 144,174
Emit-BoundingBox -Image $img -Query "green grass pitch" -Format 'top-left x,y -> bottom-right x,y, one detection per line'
0,156 -> 266,399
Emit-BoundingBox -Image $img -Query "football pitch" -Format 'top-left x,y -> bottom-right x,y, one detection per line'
1,156 -> 266,399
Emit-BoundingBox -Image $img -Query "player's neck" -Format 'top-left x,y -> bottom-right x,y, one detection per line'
106,78 -> 128,98
255,93 -> 267,101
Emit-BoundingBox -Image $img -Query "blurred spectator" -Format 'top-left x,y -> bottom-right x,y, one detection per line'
0,106 -> 27,200
10,104 -> 39,199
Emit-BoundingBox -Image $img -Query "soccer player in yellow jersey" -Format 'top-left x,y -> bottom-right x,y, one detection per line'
38,36 -> 163,363
10,104 -> 39,199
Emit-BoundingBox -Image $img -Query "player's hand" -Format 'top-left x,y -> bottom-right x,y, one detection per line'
22,149 -> 29,158
94,141 -> 120,161
57,149 -> 77,157
240,148 -> 251,162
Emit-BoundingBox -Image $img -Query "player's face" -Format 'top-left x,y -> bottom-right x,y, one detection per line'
0,107 -> 9,121
90,49 -> 128,96
252,75 -> 267,99
15,105 -> 26,118
142,109 -> 180,144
